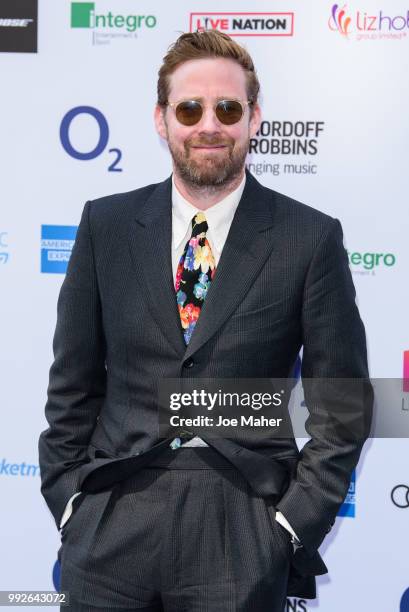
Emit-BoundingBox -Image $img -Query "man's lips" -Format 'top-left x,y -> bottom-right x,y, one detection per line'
190,145 -> 228,150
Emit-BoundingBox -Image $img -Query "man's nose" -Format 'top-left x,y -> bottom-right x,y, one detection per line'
197,106 -> 222,133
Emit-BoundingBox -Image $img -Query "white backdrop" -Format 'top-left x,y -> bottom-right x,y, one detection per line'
1,1 -> 408,610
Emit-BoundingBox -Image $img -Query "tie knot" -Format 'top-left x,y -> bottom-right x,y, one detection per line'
191,212 -> 208,238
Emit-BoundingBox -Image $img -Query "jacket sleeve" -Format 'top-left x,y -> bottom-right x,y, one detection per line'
38,201 -> 107,528
276,218 -> 373,555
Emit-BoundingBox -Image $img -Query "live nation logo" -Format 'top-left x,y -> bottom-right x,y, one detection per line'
189,12 -> 294,36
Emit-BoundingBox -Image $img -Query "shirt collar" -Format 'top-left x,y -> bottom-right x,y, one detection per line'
171,173 -> 246,253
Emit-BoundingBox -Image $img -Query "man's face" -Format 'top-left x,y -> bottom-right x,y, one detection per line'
155,57 -> 261,187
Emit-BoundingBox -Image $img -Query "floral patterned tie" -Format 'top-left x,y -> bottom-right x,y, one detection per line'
175,212 -> 216,345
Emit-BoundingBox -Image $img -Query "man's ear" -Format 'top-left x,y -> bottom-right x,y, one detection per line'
154,104 -> 168,141
249,102 -> 261,139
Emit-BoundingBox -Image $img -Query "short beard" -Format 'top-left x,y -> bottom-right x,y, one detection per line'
167,131 -> 249,190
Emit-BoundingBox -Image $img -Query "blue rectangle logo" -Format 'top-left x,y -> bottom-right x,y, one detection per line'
338,469 -> 356,518
41,225 -> 77,274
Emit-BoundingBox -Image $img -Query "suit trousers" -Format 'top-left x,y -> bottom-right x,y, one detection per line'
59,447 -> 293,611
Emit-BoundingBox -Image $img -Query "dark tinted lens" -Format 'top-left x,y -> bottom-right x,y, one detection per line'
175,101 -> 203,126
215,100 -> 243,125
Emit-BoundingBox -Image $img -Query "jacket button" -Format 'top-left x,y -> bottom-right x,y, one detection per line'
183,358 -> 194,369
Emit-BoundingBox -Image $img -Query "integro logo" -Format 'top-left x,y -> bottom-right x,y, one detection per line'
329,4 -> 409,40
190,12 -> 294,36
338,469 -> 355,517
41,225 -> 77,274
347,250 -> 396,275
71,2 -> 157,45
0,231 -> 9,264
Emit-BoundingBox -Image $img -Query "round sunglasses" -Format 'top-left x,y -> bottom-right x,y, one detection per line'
166,99 -> 253,126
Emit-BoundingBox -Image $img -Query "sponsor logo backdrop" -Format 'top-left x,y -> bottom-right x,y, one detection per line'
0,1 -> 408,609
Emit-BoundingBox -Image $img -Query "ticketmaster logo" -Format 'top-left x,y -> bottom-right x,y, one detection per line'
71,2 -> 157,31
0,458 -> 39,476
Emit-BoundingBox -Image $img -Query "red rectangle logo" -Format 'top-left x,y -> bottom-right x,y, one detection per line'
189,12 -> 295,37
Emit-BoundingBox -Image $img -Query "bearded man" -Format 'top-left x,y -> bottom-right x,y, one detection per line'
39,29 -> 371,612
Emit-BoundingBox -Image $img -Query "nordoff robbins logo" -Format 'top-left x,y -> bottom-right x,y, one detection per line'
190,12 -> 294,36
0,18 -> 33,27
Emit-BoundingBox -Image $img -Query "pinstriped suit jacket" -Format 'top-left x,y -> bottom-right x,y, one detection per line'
38,170 -> 372,598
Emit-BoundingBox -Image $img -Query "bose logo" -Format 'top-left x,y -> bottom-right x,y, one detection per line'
0,19 -> 33,28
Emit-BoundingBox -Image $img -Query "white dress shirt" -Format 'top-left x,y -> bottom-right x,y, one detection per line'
170,172 -> 245,450
60,173 -> 300,546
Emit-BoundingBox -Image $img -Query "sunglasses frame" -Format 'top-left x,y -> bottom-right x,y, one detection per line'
165,98 -> 254,126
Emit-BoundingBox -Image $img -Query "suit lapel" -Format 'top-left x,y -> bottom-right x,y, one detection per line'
128,176 -> 186,357
127,171 -> 277,361
183,171 -> 276,361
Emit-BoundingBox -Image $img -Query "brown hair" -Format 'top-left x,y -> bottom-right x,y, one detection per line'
157,30 -> 260,109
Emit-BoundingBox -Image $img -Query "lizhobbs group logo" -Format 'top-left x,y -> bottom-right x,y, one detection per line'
347,250 -> 397,276
71,2 -> 157,46
329,4 -> 409,41
190,12 -> 294,36
0,231 -> 9,264
0,0 -> 37,53
41,225 -> 77,274
338,469 -> 355,517
0,458 -> 39,476
247,120 -> 325,177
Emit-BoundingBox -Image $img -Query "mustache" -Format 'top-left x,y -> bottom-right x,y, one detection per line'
186,136 -> 234,147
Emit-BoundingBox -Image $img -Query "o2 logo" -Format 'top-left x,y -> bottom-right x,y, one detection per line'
60,106 -> 122,172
